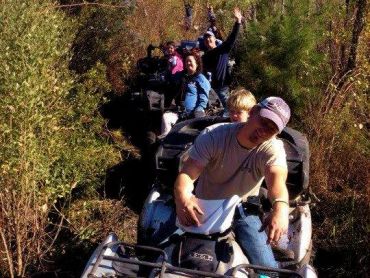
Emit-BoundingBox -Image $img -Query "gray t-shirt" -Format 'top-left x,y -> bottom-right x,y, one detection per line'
189,123 -> 287,201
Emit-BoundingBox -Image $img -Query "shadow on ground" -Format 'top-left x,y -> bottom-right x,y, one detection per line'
314,247 -> 368,278
99,92 -> 161,213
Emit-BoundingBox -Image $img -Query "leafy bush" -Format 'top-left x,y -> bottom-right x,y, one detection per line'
233,0 -> 328,114
0,1 -> 120,276
68,199 -> 137,244
66,1 -> 134,93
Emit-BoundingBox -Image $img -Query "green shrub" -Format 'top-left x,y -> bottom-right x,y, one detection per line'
0,1 -> 120,276
233,0 -> 328,115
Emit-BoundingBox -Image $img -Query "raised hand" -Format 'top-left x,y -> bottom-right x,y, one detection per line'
234,7 -> 243,23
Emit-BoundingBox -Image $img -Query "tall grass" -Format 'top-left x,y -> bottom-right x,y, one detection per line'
303,69 -> 369,276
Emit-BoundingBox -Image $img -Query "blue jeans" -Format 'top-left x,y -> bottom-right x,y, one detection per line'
233,205 -> 278,269
213,86 -> 229,114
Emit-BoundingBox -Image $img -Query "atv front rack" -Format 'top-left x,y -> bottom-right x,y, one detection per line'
86,240 -> 303,278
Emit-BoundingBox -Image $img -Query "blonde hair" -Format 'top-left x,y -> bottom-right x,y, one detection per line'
227,88 -> 256,112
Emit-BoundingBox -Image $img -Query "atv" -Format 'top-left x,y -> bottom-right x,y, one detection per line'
81,117 -> 318,278
132,40 -> 202,112
130,42 -> 223,144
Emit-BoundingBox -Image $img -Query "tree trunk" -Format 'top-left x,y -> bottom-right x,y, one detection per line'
344,0 -> 367,74
338,0 -> 351,77
336,0 -> 367,90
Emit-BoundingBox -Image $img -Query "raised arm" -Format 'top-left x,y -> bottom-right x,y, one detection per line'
207,3 -> 215,21
263,165 -> 289,243
218,7 -> 243,52
174,157 -> 205,226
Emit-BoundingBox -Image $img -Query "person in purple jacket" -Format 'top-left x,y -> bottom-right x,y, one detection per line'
202,7 -> 243,115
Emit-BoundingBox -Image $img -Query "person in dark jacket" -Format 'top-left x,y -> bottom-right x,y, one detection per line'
202,7 -> 242,115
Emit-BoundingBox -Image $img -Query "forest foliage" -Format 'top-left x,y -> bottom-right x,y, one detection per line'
0,1 -> 121,277
0,0 -> 368,277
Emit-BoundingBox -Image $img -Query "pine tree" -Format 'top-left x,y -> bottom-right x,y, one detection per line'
233,0 -> 328,115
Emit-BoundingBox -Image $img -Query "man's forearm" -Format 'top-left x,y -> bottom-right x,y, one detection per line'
268,180 -> 289,212
264,166 -> 290,242
174,157 -> 204,206
269,185 -> 289,204
174,173 -> 195,204
265,166 -> 289,212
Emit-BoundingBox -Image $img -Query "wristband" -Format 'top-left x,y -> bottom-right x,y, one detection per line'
272,198 -> 289,207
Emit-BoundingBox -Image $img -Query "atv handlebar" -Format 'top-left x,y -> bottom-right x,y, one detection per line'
87,239 -> 304,278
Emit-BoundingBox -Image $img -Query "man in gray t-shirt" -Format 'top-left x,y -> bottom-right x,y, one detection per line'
174,96 -> 291,270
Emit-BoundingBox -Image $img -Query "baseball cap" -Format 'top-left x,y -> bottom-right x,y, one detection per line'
204,30 -> 215,37
258,97 -> 291,133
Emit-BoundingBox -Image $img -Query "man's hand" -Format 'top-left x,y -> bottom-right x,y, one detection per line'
233,7 -> 243,23
264,165 -> 290,244
261,202 -> 289,244
176,194 -> 204,227
174,158 -> 205,227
